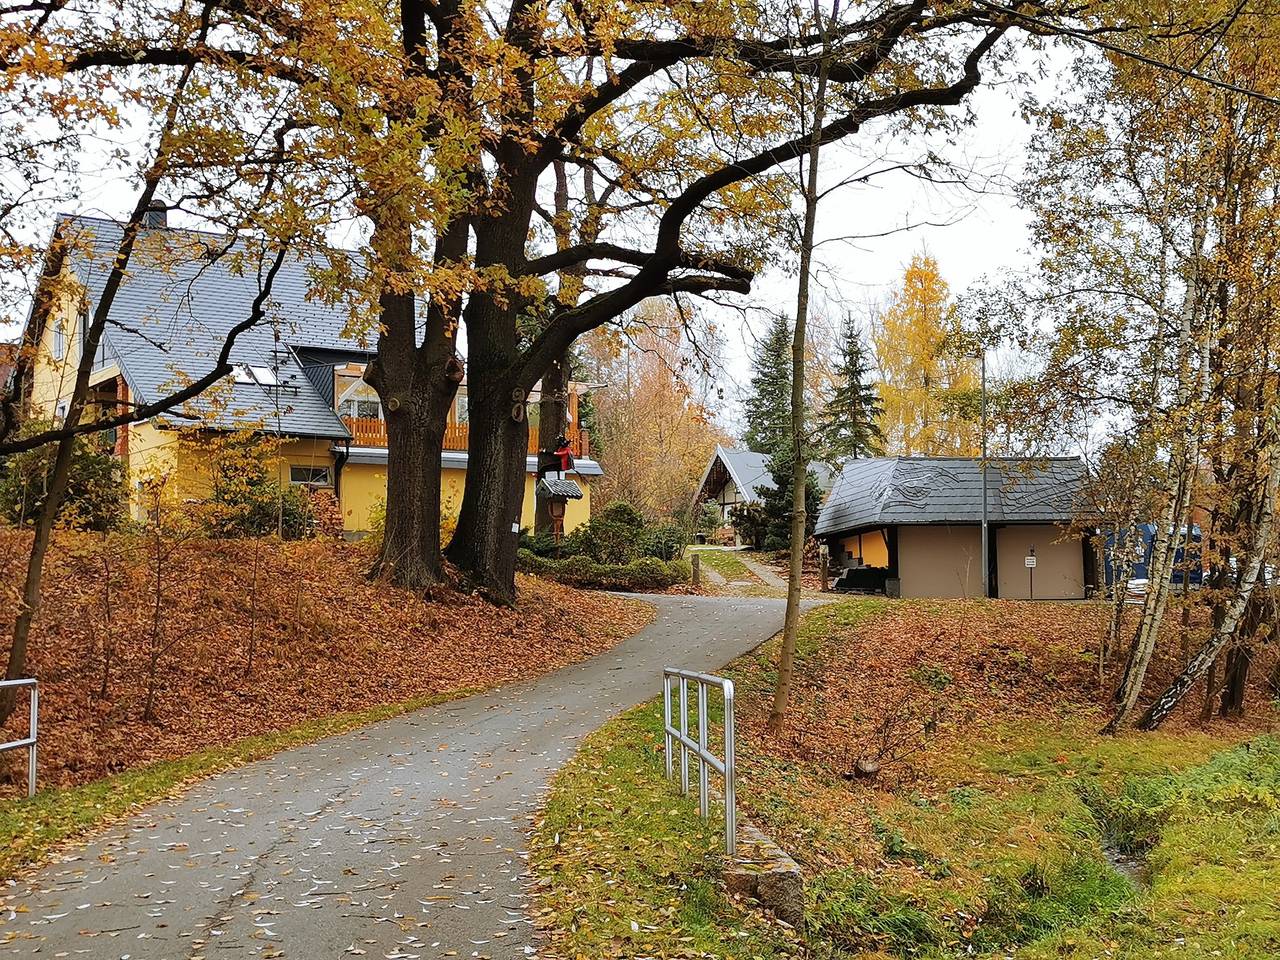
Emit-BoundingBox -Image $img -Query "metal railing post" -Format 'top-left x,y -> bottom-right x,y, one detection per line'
663,674 -> 673,781
661,668 -> 736,858
27,684 -> 37,798
679,676 -> 689,795
697,682 -> 709,819
723,681 -> 736,856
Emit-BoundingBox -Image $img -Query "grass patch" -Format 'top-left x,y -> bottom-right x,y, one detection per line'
0,689 -> 472,880
532,700 -> 803,959
688,547 -> 756,582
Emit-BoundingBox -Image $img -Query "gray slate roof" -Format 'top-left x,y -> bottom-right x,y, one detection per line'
718,447 -> 775,500
62,214 -> 371,439
815,457 -> 1085,536
699,445 -> 837,504
536,477 -> 585,500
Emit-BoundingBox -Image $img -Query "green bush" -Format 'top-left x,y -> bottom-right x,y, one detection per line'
639,522 -> 688,561
517,548 -> 690,591
564,500 -> 647,564
518,528 -> 561,557
0,421 -> 127,531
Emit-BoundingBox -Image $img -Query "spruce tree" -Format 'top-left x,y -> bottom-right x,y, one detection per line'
818,315 -> 884,462
742,313 -> 793,458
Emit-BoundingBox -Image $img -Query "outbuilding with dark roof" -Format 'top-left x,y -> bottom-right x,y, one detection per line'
816,456 -> 1091,599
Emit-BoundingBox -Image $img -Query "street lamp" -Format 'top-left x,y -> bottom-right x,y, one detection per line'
981,348 -> 989,599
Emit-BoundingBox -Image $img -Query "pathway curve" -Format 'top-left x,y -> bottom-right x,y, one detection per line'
0,595 -> 788,960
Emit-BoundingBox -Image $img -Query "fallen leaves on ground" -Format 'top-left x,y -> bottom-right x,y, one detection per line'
0,531 -> 653,797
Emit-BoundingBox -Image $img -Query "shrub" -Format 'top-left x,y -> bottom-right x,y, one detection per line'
517,548 -> 690,591
729,502 -> 767,548
565,499 -> 647,564
519,528 -> 561,557
640,522 -> 688,561
0,421 -> 127,531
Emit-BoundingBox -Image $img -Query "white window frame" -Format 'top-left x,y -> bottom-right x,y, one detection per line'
289,465 -> 333,486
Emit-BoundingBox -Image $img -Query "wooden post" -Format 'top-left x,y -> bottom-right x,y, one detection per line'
819,551 -> 829,592
692,553 -> 701,590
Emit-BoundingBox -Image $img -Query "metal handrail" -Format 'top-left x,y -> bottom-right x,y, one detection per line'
0,678 -> 38,797
662,667 -> 736,855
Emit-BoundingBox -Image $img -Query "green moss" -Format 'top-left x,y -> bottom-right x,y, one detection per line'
0,689 -> 473,879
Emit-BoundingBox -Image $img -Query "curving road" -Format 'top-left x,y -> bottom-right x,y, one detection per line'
0,594 -> 788,960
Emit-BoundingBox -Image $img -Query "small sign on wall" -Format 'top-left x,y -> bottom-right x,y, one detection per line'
1024,555 -> 1037,568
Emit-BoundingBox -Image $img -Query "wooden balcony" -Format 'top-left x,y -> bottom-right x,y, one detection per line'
342,416 -> 590,458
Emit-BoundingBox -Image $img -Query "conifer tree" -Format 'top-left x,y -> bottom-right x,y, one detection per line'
818,315 -> 884,462
742,314 -> 793,458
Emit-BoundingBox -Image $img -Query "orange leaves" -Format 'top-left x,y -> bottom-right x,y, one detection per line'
0,530 -> 651,798
873,253 -> 981,457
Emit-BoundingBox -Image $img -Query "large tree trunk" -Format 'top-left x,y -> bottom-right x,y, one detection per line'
373,387 -> 455,587
446,378 -> 529,602
447,174 -> 539,602
365,216 -> 463,591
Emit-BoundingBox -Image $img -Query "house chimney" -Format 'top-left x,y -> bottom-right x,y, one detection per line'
143,200 -> 167,229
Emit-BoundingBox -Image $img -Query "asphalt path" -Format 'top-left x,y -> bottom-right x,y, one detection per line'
0,594 -> 789,960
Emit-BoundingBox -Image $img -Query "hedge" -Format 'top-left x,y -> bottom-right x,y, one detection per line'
518,549 -> 690,591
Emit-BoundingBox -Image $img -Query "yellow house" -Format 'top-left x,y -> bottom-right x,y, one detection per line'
13,213 -> 599,533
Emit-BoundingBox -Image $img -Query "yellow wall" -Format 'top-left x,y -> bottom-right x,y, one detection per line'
28,270 -> 85,418
340,461 -> 592,535
837,529 -> 888,568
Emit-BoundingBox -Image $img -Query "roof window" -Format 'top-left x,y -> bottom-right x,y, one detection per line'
231,364 -> 281,386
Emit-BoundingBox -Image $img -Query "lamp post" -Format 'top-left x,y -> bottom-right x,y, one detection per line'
980,349 -> 989,599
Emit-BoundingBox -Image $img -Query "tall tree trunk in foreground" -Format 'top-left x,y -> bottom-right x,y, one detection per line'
447,184 -> 541,603
1106,277 -> 1209,733
0,66 -> 198,721
769,1 -> 833,736
447,376 -> 530,602
366,216 -> 465,590
1138,446 -> 1278,730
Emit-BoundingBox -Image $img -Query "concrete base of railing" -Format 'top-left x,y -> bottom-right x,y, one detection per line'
723,820 -> 804,928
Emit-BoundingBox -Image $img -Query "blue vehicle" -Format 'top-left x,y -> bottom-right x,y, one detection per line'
1103,524 -> 1202,587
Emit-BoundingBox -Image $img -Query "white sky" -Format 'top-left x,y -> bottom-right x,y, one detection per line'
709,75 -> 1043,430
4,47 -> 1057,440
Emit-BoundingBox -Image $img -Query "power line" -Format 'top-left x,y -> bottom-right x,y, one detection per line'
973,0 -> 1280,107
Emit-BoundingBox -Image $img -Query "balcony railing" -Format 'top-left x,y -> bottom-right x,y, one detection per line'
342,416 -> 589,458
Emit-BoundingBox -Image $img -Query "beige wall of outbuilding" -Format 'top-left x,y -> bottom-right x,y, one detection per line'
897,525 -> 983,599
996,525 -> 1085,600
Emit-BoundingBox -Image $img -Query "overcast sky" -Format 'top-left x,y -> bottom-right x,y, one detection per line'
4,49 -> 1052,439
711,74 -> 1042,431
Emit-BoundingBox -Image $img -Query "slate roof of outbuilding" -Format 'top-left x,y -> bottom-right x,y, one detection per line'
815,457 -> 1085,536
60,214 -> 370,439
